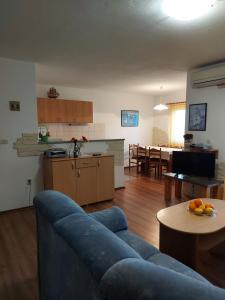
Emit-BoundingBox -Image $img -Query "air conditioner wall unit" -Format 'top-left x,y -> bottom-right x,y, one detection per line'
191,63 -> 225,88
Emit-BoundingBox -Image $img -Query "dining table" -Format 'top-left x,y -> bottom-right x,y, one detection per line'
142,145 -> 182,172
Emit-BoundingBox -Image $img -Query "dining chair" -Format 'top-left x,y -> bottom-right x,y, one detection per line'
147,147 -> 161,178
129,144 -> 139,171
129,144 -> 147,174
159,156 -> 169,178
147,147 -> 168,178
137,146 -> 148,174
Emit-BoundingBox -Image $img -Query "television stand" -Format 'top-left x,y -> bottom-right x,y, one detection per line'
163,173 -> 224,201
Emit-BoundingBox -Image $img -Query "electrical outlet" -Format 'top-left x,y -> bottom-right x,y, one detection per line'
9,101 -> 20,111
27,179 -> 32,185
0,139 -> 8,144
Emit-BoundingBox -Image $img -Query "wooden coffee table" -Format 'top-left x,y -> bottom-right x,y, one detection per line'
157,199 -> 225,271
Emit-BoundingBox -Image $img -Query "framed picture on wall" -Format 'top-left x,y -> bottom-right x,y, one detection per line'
188,103 -> 207,131
121,110 -> 139,127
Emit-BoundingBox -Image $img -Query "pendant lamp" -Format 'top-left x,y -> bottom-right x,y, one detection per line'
153,87 -> 168,111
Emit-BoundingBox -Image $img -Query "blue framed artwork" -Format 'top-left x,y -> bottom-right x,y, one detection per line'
188,103 -> 207,131
121,110 -> 139,127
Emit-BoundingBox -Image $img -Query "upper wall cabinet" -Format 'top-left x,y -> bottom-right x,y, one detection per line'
37,98 -> 93,124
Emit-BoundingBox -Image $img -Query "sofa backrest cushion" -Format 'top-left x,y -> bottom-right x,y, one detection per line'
34,190 -> 84,223
54,212 -> 141,281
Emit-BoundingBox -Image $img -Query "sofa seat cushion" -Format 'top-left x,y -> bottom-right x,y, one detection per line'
147,252 -> 209,284
116,230 -> 159,260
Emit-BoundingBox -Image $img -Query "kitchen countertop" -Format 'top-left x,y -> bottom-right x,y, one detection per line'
39,138 -> 125,144
44,153 -> 113,161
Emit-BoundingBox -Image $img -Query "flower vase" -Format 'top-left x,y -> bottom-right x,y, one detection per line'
184,139 -> 192,150
73,141 -> 81,158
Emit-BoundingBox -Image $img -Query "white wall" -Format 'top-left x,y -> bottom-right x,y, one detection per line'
152,89 -> 186,145
153,89 -> 187,106
0,62 -> 154,211
186,72 -> 225,164
0,58 -> 41,211
37,84 -> 155,165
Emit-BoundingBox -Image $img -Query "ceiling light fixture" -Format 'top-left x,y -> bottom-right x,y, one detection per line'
162,0 -> 216,21
153,103 -> 169,111
153,86 -> 168,111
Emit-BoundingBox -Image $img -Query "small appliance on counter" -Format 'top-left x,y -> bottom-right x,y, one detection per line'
92,152 -> 102,156
44,148 -> 67,158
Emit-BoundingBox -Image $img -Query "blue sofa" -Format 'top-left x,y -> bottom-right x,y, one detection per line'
34,190 -> 225,300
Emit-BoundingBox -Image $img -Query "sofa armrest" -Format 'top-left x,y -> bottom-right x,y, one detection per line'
89,207 -> 128,232
34,190 -> 84,223
100,258 -> 225,300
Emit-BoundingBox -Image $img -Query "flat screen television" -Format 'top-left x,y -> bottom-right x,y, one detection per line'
172,151 -> 216,178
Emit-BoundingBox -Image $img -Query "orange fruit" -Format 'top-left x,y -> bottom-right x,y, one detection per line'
194,198 -> 203,208
189,201 -> 196,211
205,203 -> 214,209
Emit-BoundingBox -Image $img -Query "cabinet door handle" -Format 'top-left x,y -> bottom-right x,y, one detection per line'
77,169 -> 80,177
71,163 -> 75,170
98,159 -> 100,167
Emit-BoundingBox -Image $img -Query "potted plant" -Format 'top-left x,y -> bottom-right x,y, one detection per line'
183,133 -> 193,141
39,127 -> 50,143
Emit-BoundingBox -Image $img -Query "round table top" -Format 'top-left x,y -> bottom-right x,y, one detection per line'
157,199 -> 225,235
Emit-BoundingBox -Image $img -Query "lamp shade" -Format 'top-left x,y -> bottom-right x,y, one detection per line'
162,0 -> 215,21
153,103 -> 168,111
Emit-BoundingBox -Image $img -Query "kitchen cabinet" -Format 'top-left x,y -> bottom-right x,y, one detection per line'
37,98 -> 93,124
43,159 -> 77,200
76,165 -> 98,205
97,156 -> 114,202
43,155 -> 114,206
38,98 -> 60,123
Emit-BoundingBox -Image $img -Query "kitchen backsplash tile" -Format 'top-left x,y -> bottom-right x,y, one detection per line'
45,123 -> 106,140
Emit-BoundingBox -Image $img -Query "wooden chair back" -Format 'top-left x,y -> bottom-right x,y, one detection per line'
129,144 -> 139,159
129,144 -> 147,173
148,147 -> 162,162
137,146 -> 147,158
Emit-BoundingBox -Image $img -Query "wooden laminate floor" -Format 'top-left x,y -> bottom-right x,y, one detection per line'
0,169 -> 225,299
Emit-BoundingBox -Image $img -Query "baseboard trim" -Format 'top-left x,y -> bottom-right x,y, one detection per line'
0,206 -> 33,215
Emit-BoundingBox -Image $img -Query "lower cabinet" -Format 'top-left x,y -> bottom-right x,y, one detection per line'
76,165 -> 98,205
52,160 -> 77,200
97,156 -> 114,202
43,155 -> 114,206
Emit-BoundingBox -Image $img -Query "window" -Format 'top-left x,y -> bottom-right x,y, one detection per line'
169,102 -> 186,147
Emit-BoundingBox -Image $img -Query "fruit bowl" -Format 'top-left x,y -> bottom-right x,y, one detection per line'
188,198 -> 215,216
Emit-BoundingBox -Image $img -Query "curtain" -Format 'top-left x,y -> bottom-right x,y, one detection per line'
169,102 -> 186,148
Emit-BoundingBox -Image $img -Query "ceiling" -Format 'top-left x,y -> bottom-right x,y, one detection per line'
0,0 -> 225,95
